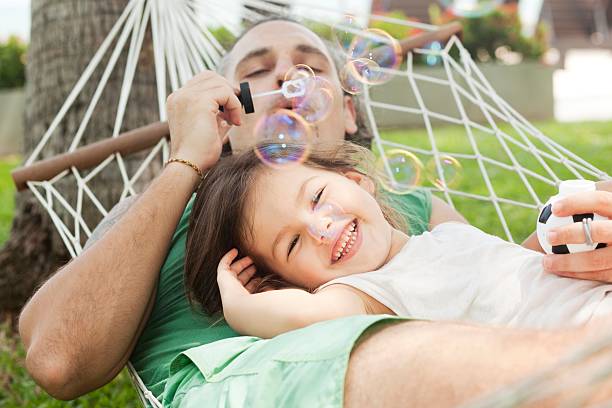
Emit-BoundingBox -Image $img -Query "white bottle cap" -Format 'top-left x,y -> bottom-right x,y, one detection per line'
558,179 -> 596,197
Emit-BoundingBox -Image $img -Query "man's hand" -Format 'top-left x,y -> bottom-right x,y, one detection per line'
543,190 -> 612,281
166,70 -> 242,170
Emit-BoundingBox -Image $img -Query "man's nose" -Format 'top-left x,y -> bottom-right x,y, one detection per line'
274,56 -> 294,88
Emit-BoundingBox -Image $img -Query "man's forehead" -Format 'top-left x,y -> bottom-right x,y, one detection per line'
228,21 -> 330,66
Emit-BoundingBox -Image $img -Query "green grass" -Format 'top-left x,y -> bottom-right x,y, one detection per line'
0,119 -> 610,406
379,120 -> 612,241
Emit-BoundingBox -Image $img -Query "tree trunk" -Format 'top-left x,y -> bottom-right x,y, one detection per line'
0,0 -> 158,312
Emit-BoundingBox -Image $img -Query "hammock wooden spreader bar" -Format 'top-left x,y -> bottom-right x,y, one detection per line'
12,121 -> 169,191
11,22 -> 462,192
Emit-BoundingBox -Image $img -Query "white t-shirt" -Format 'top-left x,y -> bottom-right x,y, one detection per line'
316,222 -> 612,329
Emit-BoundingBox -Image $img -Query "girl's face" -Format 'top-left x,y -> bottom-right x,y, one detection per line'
245,164 -> 395,289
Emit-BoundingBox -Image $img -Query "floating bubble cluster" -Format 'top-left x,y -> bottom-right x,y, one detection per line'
334,18 -> 403,95
376,149 -> 424,194
254,109 -> 312,169
348,28 -> 402,84
441,0 -> 503,18
307,201 -> 353,243
425,155 -> 462,189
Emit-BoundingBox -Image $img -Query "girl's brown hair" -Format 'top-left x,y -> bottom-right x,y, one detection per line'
185,141 -> 407,317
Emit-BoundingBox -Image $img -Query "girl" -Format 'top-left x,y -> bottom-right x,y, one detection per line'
185,141 -> 612,339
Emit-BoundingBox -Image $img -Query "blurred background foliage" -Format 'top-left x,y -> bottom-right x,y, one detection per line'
0,36 -> 27,89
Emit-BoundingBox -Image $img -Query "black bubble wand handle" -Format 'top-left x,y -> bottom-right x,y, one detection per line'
220,79 -> 306,114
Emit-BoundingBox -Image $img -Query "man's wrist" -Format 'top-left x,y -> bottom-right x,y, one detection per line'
163,160 -> 202,190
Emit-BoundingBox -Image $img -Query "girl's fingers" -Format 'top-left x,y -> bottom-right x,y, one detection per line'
237,265 -> 257,285
219,249 -> 239,270
245,277 -> 262,294
552,191 -> 612,218
548,220 -> 612,245
231,256 -> 253,274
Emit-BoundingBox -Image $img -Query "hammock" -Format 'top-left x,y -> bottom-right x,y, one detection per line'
10,1 -> 612,406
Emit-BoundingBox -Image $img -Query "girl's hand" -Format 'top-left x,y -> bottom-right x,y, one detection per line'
217,249 -> 262,298
166,70 -> 242,171
543,190 -> 612,281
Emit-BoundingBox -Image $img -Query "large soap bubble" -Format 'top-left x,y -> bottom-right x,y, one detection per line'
425,155 -> 462,189
291,76 -> 335,123
441,0 -> 503,18
254,109 -> 312,169
376,149 -> 424,194
332,14 -> 365,56
348,28 -> 402,85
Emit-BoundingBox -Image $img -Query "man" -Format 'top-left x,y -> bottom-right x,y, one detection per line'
19,18 -> 612,406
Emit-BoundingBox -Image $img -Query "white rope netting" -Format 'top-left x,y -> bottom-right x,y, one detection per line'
22,1 -> 612,406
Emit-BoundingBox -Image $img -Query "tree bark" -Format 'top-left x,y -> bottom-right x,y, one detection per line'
0,0 -> 158,312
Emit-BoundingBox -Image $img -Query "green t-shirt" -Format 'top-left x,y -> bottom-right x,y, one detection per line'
130,189 -> 432,398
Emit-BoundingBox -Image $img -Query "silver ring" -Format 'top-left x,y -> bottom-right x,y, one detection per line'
582,218 -> 594,246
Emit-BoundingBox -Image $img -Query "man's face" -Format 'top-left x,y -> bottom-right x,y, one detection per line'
223,21 -> 358,153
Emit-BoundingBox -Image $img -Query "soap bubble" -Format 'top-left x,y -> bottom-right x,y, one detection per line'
307,201 -> 354,243
332,14 -> 364,56
291,76 -> 335,123
339,60 -> 366,95
254,109 -> 312,169
376,149 -> 423,194
425,155 -> 462,189
284,64 -> 315,83
423,41 -> 443,66
348,28 -> 402,84
345,57 -> 382,87
441,0 -> 503,18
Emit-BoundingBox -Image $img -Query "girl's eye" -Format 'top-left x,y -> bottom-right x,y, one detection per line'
312,187 -> 325,207
288,235 -> 299,257
245,69 -> 268,78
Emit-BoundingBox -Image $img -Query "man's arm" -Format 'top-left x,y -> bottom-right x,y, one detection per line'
18,70 -> 242,400
18,164 -> 200,400
345,316 -> 612,407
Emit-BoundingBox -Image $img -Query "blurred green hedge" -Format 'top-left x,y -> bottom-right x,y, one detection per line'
0,36 -> 27,89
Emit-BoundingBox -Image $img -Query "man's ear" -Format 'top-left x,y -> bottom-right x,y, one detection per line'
344,170 -> 375,194
343,95 -> 358,135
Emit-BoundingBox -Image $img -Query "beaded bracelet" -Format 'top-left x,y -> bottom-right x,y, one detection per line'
165,158 -> 203,179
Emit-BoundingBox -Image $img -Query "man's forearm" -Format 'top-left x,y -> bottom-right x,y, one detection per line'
19,163 -> 200,399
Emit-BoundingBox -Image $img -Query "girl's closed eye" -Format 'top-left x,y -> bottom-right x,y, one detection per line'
287,186 -> 326,258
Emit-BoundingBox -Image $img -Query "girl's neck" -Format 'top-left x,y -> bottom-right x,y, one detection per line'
382,228 -> 410,265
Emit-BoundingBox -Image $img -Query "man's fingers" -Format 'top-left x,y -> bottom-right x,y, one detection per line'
552,191 -> 612,218
548,268 -> 612,282
543,246 -> 612,273
237,266 -> 257,285
548,220 -> 612,245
